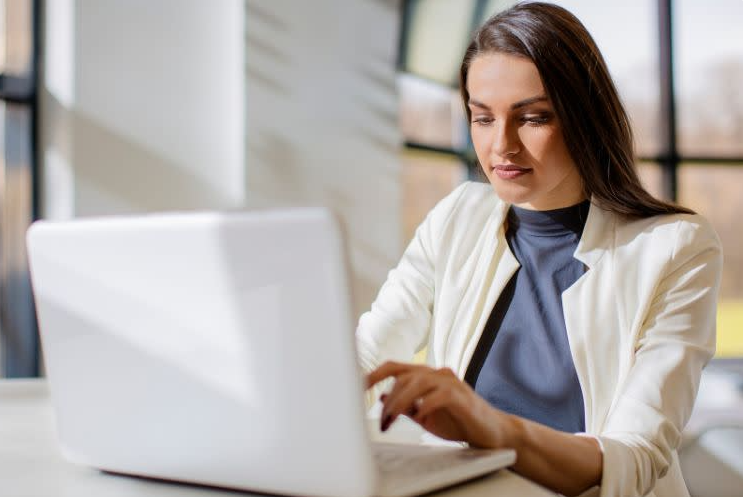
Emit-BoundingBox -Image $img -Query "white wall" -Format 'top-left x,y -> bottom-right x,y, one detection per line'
243,0 -> 402,314
42,0 -> 402,318
43,0 -> 245,217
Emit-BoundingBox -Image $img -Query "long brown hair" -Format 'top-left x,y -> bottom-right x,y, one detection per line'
460,2 -> 693,218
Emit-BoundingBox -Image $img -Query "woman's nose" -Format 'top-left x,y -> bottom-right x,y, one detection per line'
490,122 -> 520,158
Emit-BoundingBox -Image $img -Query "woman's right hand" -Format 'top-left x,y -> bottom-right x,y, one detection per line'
366,361 -> 518,448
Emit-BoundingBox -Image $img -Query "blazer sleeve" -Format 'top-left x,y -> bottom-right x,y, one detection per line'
355,182 -> 470,403
597,216 -> 723,497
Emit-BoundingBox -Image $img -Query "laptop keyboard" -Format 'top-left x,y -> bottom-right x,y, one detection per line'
375,442 -> 475,475
372,442 -> 513,497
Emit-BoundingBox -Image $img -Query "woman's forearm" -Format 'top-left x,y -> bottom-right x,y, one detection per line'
498,413 -> 603,496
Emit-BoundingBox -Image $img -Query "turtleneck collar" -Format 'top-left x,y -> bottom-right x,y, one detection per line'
507,199 -> 591,237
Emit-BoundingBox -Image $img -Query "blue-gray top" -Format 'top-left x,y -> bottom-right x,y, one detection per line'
465,199 -> 590,433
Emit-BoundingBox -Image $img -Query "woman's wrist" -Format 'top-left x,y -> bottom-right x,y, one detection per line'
489,411 -> 604,495
497,410 -> 525,450
474,400 -> 524,449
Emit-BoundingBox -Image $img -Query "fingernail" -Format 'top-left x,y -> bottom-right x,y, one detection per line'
380,415 -> 392,432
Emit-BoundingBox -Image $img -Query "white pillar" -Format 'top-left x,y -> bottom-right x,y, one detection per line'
244,0 -> 402,316
42,0 -> 403,319
41,0 -> 246,217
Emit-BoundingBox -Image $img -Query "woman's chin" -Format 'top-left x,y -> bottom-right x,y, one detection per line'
486,180 -> 534,205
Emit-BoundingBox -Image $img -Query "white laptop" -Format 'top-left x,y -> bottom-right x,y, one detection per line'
26,208 -> 515,497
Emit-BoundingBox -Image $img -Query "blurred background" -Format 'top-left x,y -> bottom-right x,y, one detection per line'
0,0 -> 742,493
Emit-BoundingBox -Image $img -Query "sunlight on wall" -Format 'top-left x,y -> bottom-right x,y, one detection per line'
717,301 -> 743,357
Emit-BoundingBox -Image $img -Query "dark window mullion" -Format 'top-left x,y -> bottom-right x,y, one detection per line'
658,0 -> 678,201
640,156 -> 743,165
0,74 -> 35,102
403,140 -> 475,166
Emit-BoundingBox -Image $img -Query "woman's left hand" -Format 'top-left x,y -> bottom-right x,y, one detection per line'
366,361 -> 515,448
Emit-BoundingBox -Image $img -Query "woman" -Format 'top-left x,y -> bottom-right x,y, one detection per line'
357,3 -> 722,497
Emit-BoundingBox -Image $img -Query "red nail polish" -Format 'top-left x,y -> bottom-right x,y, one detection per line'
380,415 -> 392,432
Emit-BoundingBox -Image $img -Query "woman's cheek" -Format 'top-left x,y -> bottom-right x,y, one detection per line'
472,132 -> 491,164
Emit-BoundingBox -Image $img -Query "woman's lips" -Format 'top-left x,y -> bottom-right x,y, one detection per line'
492,164 -> 532,180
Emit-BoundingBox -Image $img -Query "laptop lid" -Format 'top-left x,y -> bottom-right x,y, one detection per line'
27,208 -> 376,497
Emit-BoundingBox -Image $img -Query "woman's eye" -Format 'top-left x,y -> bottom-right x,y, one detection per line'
522,114 -> 551,126
472,117 -> 494,125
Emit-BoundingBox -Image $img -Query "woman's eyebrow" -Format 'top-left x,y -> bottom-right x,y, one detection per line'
511,94 -> 549,110
468,99 -> 491,110
468,94 -> 549,111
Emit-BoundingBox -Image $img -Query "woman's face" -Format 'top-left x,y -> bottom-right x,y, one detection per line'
467,52 -> 584,210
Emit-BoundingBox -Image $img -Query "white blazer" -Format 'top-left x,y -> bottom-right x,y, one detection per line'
356,182 -> 722,497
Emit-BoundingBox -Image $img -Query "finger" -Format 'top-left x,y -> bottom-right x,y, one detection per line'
378,372 -> 415,431
366,361 -> 421,389
366,361 -> 407,389
382,371 -> 437,422
413,393 -> 471,445
409,369 -> 466,419
412,386 -> 461,421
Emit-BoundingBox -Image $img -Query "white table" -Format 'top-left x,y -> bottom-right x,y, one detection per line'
0,379 -> 556,497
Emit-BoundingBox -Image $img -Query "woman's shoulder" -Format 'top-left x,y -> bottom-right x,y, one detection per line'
428,181 -> 502,222
612,208 -> 721,257
415,181 -> 503,250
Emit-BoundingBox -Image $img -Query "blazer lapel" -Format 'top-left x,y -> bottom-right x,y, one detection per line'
562,202 -> 619,433
455,201 -> 520,378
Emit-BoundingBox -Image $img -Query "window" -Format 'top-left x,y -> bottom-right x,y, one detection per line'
674,0 -> 743,356
402,148 -> 467,243
679,166 -> 743,356
401,0 -> 479,86
675,0 -> 743,157
0,0 -> 39,377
